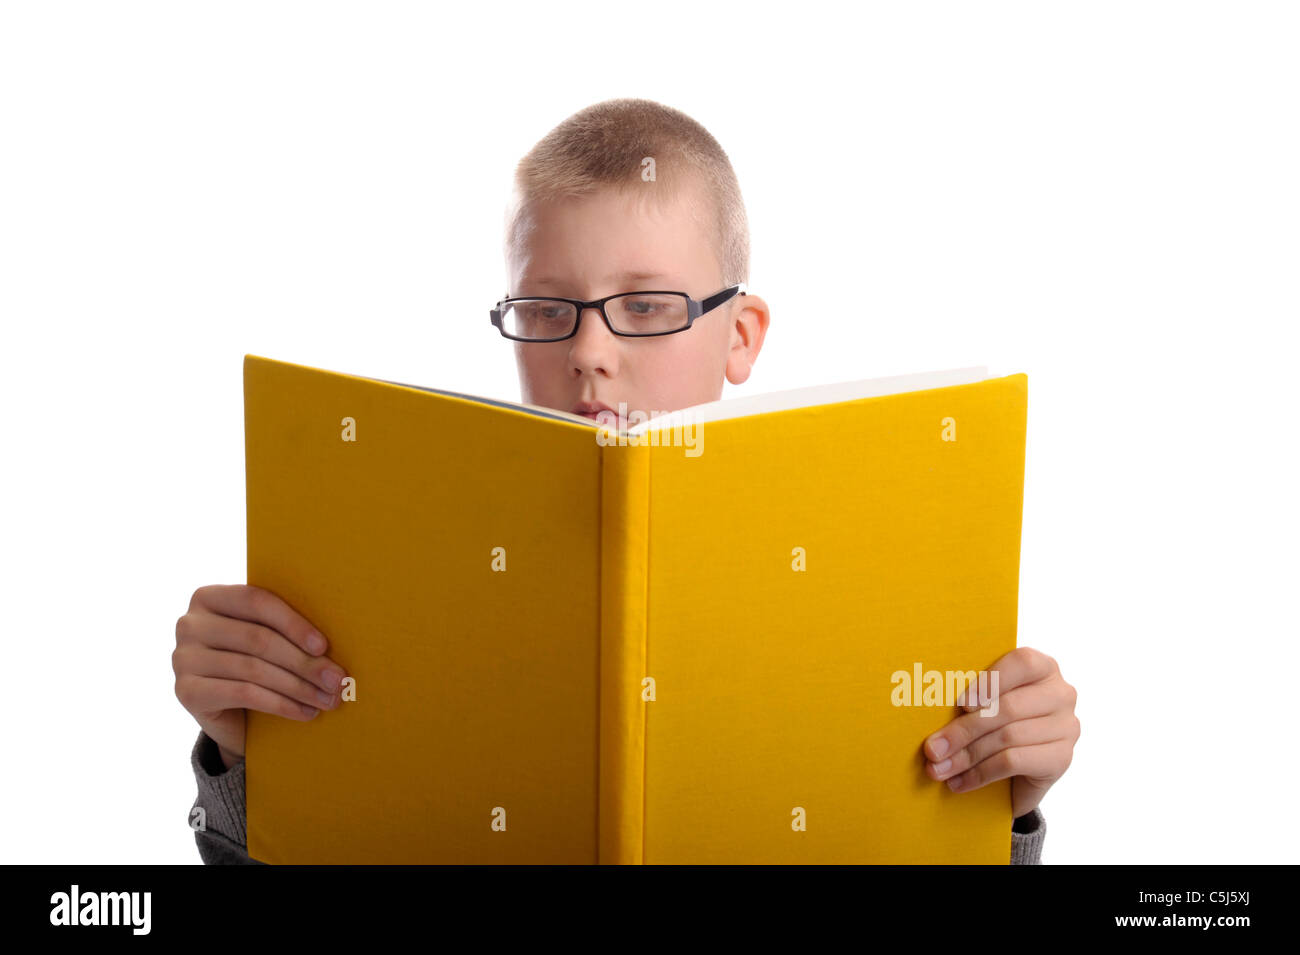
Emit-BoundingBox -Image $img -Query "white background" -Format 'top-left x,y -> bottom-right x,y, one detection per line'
1,0 -> 1296,863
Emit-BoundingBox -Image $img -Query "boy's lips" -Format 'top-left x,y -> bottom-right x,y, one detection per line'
572,400 -> 615,420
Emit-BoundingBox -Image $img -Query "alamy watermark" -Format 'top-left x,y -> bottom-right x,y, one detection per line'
593,404 -> 704,457
49,885 -> 151,935
891,663 -> 1000,717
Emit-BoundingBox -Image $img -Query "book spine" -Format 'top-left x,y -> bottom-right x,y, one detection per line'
598,442 -> 650,864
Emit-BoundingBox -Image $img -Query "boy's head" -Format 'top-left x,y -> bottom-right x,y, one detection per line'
501,98 -> 769,423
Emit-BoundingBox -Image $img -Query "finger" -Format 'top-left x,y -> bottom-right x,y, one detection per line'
924,682 -> 1063,762
926,711 -> 1075,783
944,740 -> 1066,794
188,645 -> 341,712
955,646 -> 1059,709
176,612 -> 345,696
190,584 -> 327,656
180,673 -> 322,722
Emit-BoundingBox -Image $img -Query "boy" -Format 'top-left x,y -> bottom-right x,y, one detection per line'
174,98 -> 1079,865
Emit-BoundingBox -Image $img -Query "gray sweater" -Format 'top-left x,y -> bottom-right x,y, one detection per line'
189,729 -> 1047,864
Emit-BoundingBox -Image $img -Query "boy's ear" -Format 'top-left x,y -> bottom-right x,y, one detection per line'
725,293 -> 770,386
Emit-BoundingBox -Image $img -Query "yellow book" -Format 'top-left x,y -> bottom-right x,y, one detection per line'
243,354 -> 1028,864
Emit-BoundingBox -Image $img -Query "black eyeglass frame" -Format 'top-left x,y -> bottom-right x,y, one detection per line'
490,284 -> 747,342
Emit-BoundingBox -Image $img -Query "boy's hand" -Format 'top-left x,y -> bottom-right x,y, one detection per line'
173,584 -> 347,771
921,647 -> 1079,819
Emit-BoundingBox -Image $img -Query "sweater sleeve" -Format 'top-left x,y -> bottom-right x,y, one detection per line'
1009,807 -> 1046,864
188,729 -> 263,865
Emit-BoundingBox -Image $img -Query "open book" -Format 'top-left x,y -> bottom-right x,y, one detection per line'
243,355 -> 1029,863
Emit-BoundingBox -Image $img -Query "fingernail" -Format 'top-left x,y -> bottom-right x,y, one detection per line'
307,631 -> 326,654
933,758 -> 952,775
300,704 -> 319,718
321,668 -> 344,692
316,690 -> 335,708
947,776 -> 962,791
930,737 -> 948,758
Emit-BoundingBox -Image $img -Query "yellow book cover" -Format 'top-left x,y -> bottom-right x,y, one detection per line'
243,354 -> 1028,864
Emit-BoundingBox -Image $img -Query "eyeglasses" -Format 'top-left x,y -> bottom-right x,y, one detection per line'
490,284 -> 746,342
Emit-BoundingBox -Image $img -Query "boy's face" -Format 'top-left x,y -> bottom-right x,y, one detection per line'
506,182 -> 768,424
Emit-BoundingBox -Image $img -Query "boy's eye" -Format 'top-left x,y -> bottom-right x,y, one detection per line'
607,294 -> 688,332
520,302 -> 570,321
623,299 -> 665,315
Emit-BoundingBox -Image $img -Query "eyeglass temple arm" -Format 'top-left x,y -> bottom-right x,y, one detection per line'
490,293 -> 510,322
700,284 -> 747,313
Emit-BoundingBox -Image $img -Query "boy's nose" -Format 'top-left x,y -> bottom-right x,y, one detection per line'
568,305 -> 620,373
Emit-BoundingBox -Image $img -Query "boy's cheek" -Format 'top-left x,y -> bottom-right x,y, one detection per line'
516,356 -> 567,406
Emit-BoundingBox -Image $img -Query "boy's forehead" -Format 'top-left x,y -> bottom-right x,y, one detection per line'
511,183 -> 717,292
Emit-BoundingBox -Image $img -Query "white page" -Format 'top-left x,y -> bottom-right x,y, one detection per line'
372,365 -> 991,433
626,365 -> 990,435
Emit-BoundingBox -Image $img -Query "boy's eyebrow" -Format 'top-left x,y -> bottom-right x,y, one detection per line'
528,269 -> 669,288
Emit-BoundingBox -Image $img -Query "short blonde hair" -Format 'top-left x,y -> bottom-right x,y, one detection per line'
504,97 -> 750,289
